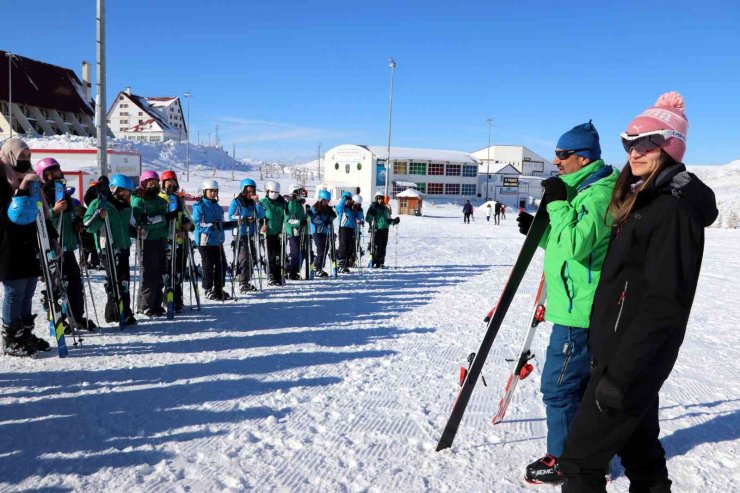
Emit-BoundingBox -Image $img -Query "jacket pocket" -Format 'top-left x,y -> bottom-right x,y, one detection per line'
560,261 -> 575,313
614,281 -> 629,333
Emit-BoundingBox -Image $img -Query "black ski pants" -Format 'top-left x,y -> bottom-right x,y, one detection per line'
494,212 -> 500,225
463,213 -> 471,223
287,235 -> 301,277
236,236 -> 256,285
104,248 -> 132,319
264,234 -> 282,283
372,228 -> 389,267
139,239 -> 166,313
80,231 -> 101,266
199,245 -> 227,293
337,227 -> 355,268
313,233 -> 328,270
61,251 -> 85,322
559,372 -> 671,493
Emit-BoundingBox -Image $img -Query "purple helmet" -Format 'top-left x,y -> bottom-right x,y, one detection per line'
140,170 -> 159,184
34,157 -> 61,178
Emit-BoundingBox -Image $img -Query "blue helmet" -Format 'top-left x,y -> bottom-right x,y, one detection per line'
341,191 -> 352,199
109,174 -> 134,192
7,196 -> 38,225
318,189 -> 331,201
240,178 -> 257,189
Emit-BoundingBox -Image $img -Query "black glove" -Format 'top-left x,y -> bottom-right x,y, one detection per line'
165,210 -> 179,220
595,375 -> 625,416
541,177 -> 567,204
223,220 -> 238,229
393,217 -> 400,225
516,211 -> 534,235
300,218 -> 308,226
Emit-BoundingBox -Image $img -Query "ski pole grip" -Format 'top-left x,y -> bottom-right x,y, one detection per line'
83,208 -> 103,228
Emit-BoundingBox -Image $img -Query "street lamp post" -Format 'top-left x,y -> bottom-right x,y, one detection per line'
317,141 -> 322,181
5,53 -> 14,138
95,0 -> 109,177
184,91 -> 191,181
485,117 -> 493,202
384,57 -> 396,199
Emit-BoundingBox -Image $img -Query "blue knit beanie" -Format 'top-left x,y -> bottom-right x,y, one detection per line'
556,120 -> 601,161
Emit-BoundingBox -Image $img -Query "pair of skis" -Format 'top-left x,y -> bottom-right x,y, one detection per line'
164,195 -> 179,319
367,222 -> 376,268
436,205 -> 549,451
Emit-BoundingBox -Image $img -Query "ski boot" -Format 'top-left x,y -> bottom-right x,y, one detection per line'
3,321 -> 37,357
22,315 -> 51,352
525,454 -> 565,485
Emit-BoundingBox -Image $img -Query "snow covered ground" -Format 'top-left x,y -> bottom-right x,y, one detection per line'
0,198 -> 737,492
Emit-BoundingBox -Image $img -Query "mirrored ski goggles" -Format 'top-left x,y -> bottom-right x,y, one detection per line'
555,148 -> 590,160
620,129 -> 686,155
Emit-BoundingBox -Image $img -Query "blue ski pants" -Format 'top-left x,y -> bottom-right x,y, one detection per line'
540,324 -> 591,457
2,277 -> 38,324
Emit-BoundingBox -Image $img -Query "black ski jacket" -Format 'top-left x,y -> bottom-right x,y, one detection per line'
588,164 -> 717,412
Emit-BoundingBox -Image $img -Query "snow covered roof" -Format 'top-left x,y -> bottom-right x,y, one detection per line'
0,50 -> 94,115
109,91 -> 178,134
363,146 -> 479,164
478,162 -> 520,174
397,188 -> 423,198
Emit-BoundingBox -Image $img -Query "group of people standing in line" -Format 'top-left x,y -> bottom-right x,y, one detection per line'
510,92 -> 717,492
462,200 -> 506,224
0,136 -> 399,358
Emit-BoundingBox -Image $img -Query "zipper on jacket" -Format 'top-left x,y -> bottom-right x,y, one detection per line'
614,281 -> 629,332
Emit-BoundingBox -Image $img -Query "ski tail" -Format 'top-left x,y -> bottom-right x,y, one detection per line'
435,206 -> 549,451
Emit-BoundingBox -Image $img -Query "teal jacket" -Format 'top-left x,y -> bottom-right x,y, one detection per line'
541,160 -> 618,328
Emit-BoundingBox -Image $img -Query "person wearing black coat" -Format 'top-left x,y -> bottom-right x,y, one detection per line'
558,93 -> 718,492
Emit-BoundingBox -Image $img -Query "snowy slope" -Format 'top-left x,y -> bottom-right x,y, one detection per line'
0,203 -> 737,492
688,160 -> 740,228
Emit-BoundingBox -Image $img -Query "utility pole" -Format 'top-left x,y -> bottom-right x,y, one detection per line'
486,117 -> 493,202
95,0 -> 108,177
317,142 -> 322,181
384,57 -> 396,199
5,53 -> 14,138
184,91 -> 191,181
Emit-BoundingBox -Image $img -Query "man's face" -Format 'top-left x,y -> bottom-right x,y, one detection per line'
553,149 -> 590,175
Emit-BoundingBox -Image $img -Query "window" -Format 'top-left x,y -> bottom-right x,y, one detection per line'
121,127 -> 128,132
120,103 -> 128,108
415,183 -> 426,194
427,183 -> 443,195
445,183 -> 461,195
462,165 -> 478,177
428,163 -> 444,175
120,111 -> 128,116
409,162 -> 427,175
150,135 -> 161,142
461,184 -> 476,195
119,96 -> 124,101
120,119 -> 128,124
446,164 -> 461,176
393,161 -> 408,174
139,112 -> 143,116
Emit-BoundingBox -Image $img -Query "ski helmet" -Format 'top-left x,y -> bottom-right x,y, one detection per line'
202,179 -> 219,192
34,157 -> 61,178
160,170 -> 178,183
352,194 -> 362,205
7,196 -> 38,225
318,189 -> 331,201
341,191 -> 352,199
140,170 -> 159,184
240,178 -> 257,190
109,174 -> 134,192
289,183 -> 304,194
265,181 -> 281,193
374,191 -> 385,199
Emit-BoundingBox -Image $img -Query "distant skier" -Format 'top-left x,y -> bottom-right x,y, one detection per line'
494,201 -> 501,225
485,203 -> 492,222
192,180 -> 235,300
365,192 -> 399,269
462,200 -> 473,224
348,194 -> 365,267
310,189 -> 336,277
558,93 -> 718,492
260,181 -> 287,285
284,184 -> 308,280
228,178 -> 265,292
335,191 -> 363,273
500,204 -> 506,220
516,121 -> 618,485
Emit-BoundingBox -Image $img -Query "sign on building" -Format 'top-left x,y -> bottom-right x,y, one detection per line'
503,176 -> 519,187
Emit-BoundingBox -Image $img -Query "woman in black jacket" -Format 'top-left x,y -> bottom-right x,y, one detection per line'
558,93 -> 718,492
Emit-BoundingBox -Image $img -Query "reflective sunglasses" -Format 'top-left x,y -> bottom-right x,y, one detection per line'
555,148 -> 590,160
621,129 -> 686,155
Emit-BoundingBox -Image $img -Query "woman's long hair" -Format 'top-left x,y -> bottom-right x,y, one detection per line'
608,150 -> 678,226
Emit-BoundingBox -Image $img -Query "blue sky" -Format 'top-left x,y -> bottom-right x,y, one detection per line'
5,0 -> 740,164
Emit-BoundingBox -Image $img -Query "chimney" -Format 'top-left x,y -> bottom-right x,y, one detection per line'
82,60 -> 92,100
125,86 -> 132,95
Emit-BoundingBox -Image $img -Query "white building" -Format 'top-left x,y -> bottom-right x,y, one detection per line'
107,88 -> 187,143
471,145 -> 558,209
320,144 -> 480,201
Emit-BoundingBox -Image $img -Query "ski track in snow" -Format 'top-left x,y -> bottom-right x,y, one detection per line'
0,205 -> 738,492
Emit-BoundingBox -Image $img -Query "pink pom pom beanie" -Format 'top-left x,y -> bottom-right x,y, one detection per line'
625,92 -> 689,162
